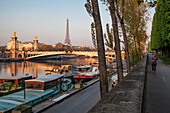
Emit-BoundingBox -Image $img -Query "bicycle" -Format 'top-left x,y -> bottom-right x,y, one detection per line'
152,64 -> 157,73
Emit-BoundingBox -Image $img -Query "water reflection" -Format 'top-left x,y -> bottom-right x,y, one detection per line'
0,58 -> 98,78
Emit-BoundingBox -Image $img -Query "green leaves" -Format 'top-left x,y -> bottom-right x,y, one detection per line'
91,22 -> 97,48
85,0 -> 93,17
104,23 -> 114,50
151,0 -> 170,52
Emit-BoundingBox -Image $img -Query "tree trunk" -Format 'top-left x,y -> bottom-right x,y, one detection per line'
118,19 -> 130,72
91,0 -> 108,98
137,36 -> 141,61
115,0 -> 131,72
133,35 -> 138,62
108,0 -> 123,81
121,22 -> 131,72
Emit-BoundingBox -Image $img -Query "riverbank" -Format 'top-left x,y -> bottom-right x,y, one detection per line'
88,55 -> 147,113
0,58 -> 24,62
33,78 -> 100,113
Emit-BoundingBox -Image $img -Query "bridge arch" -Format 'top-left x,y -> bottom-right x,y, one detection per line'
25,53 -> 77,60
18,54 -> 22,58
23,51 -> 123,61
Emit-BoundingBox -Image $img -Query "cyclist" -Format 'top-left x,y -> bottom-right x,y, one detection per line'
151,53 -> 158,72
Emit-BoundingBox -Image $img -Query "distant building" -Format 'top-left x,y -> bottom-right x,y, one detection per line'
64,18 -> 71,45
0,46 -> 5,52
6,32 -> 39,51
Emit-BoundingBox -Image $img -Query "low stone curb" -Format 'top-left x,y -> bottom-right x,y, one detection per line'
34,79 -> 100,113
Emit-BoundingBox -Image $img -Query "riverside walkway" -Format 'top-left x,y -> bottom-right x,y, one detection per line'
88,53 -> 170,113
33,78 -> 100,113
145,53 -> 170,113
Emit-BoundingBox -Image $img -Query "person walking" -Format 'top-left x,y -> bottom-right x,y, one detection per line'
151,53 -> 158,72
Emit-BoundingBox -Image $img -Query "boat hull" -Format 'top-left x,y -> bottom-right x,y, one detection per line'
72,74 -> 99,83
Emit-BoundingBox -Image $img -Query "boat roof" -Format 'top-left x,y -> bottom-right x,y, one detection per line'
77,65 -> 92,69
61,65 -> 72,67
25,74 -> 64,83
0,75 -> 32,80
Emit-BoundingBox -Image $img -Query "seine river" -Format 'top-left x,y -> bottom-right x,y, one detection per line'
0,58 -> 98,78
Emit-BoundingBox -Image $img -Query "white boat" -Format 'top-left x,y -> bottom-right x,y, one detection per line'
73,65 -> 99,82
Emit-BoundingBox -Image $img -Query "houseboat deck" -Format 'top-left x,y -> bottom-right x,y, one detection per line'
0,74 -> 65,113
0,88 -> 56,113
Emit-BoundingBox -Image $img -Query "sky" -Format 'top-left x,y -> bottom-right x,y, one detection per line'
0,0 -> 154,47
147,7 -> 155,40
0,0 -> 111,46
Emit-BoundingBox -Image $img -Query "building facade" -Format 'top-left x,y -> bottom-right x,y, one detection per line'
6,32 -> 39,51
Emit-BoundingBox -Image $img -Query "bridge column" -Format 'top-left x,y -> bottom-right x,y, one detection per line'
34,36 -> 38,51
21,51 -> 26,58
4,52 -> 10,58
11,50 -> 17,58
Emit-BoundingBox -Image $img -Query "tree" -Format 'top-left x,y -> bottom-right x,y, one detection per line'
85,0 -> 108,97
124,0 -> 148,64
100,0 -> 124,81
115,0 -> 131,72
39,44 -> 54,51
107,0 -> 124,81
151,0 -> 170,56
104,23 -> 114,50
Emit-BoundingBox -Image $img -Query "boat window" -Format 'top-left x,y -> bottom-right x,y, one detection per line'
46,81 -> 55,89
26,84 -> 34,88
112,55 -> 115,57
18,79 -> 23,83
35,84 -> 42,89
58,79 -> 61,84
87,67 -> 92,72
4,80 -> 14,83
78,67 -> 92,72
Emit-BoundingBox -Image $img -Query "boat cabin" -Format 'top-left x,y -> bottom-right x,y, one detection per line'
76,65 -> 99,76
77,65 -> 92,72
0,75 -> 32,84
25,74 -> 64,90
0,75 -> 32,85
0,75 -> 32,91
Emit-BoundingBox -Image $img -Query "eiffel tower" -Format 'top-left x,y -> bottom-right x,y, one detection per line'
64,18 -> 71,45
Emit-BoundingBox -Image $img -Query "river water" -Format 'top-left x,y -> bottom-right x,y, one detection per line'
0,58 -> 98,78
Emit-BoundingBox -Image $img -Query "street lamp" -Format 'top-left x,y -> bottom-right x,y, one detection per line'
24,79 -> 26,99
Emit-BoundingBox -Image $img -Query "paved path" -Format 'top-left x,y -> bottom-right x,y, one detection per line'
145,53 -> 170,113
33,78 -> 100,113
41,81 -> 100,113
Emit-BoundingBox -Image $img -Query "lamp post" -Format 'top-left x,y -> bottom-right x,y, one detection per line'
24,79 -> 26,99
